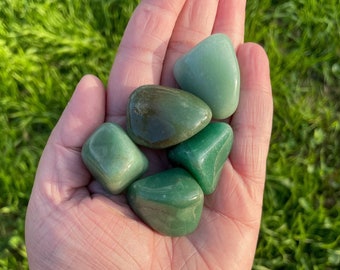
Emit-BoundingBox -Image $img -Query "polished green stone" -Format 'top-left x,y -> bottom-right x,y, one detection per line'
81,122 -> 148,194
126,85 -> 212,149
173,33 -> 240,119
127,168 -> 204,236
168,122 -> 233,195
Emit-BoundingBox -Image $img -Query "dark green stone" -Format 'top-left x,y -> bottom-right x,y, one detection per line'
81,122 -> 148,194
168,122 -> 233,194
174,34 -> 240,119
127,168 -> 204,236
126,85 -> 212,149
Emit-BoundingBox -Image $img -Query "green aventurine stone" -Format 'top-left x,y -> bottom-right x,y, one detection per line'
168,122 -> 233,195
81,122 -> 148,194
126,85 -> 212,149
127,168 -> 204,236
174,33 -> 240,119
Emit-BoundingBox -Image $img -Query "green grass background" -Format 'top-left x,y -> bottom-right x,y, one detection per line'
0,0 -> 339,269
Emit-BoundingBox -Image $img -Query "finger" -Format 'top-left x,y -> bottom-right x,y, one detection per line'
35,75 -> 106,202
212,0 -> 246,49
205,43 -> 272,221
51,75 -> 106,148
107,0 -> 186,122
230,43 -> 273,183
161,0 -> 219,86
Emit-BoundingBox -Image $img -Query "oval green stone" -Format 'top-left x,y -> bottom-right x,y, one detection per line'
174,33 -> 240,119
126,85 -> 212,149
168,122 -> 233,195
127,168 -> 204,236
81,122 -> 148,194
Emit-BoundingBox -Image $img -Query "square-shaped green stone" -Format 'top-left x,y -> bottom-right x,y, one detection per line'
81,122 -> 148,194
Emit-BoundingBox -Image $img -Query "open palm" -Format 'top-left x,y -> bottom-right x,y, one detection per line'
25,0 -> 273,269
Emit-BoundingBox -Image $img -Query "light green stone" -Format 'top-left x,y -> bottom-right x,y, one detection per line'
126,85 -> 212,149
174,33 -> 240,119
127,168 -> 204,236
81,122 -> 148,194
168,122 -> 233,195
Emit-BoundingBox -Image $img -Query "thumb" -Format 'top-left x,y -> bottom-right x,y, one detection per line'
34,75 -> 106,203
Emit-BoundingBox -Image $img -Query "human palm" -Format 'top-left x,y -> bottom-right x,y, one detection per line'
26,0 -> 273,269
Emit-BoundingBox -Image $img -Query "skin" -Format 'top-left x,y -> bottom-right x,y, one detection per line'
25,0 -> 273,269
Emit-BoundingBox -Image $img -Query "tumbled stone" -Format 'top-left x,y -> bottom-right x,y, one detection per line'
168,122 -> 233,195
81,122 -> 148,194
127,168 -> 204,236
126,85 -> 212,149
173,33 -> 240,119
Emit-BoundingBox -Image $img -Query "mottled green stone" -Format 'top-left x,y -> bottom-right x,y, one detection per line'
168,122 -> 233,195
81,122 -> 148,194
174,33 -> 240,119
127,168 -> 204,236
126,85 -> 212,149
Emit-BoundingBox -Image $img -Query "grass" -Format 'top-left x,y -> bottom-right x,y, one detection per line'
246,1 -> 340,268
0,0 -> 339,269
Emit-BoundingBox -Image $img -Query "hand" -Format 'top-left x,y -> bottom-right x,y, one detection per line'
25,0 -> 273,269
